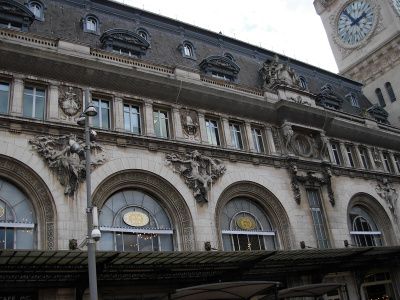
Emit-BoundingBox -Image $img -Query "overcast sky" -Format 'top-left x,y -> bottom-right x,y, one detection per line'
114,0 -> 339,74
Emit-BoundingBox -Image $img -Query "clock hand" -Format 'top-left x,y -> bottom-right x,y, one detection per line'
343,10 -> 357,24
352,12 -> 367,26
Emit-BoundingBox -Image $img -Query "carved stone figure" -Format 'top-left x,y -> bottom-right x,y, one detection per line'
180,109 -> 199,140
30,134 -> 106,196
282,124 -> 294,153
69,239 -> 79,250
59,86 -> 82,119
260,54 -> 300,89
376,179 -> 398,221
166,150 -> 226,206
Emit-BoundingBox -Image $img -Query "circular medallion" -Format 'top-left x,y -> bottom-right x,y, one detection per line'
237,217 -> 256,230
0,206 -> 3,218
337,1 -> 374,44
123,211 -> 149,227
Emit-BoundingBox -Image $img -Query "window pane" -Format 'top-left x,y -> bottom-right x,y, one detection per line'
35,96 -> 45,119
23,94 -> 33,117
101,107 -> 110,129
0,83 -> 9,114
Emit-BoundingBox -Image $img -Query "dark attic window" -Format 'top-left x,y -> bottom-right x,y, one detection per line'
199,55 -> 240,82
100,28 -> 151,59
315,84 -> 343,110
26,0 -> 46,22
0,0 -> 35,31
178,40 -> 196,60
83,13 -> 101,35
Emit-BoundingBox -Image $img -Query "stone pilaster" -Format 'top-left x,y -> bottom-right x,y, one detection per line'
197,110 -> 210,145
114,95 -> 124,131
143,100 -> 155,136
172,105 -> 184,140
245,121 -> 256,152
221,115 -> 233,148
265,126 -> 276,154
47,82 -> 60,121
353,144 -> 365,170
10,75 -> 24,117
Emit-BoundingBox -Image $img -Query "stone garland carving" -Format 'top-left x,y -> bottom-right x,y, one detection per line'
271,127 -> 281,153
288,96 -> 311,106
29,134 -> 106,196
376,179 -> 398,222
165,150 -> 226,206
180,108 -> 199,141
371,147 -> 383,169
289,164 -> 335,206
59,86 -> 82,120
260,54 -> 300,89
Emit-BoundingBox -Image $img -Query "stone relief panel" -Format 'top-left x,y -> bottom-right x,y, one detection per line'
165,150 -> 226,206
29,134 -> 106,196
371,147 -> 383,170
376,179 -> 398,222
59,86 -> 82,120
180,108 -> 199,141
260,54 -> 300,89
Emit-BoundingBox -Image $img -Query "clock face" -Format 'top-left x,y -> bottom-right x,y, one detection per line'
337,1 -> 374,44
393,0 -> 400,16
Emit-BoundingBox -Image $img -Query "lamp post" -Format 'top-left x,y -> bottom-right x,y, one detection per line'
70,89 -> 100,300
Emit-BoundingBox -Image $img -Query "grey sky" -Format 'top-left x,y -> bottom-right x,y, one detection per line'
115,0 -> 338,73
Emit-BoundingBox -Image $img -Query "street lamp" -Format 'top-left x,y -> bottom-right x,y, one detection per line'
70,89 -> 100,300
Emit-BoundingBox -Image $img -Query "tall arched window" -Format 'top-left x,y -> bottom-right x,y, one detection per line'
349,206 -> 382,247
299,76 -> 308,90
220,198 -> 276,251
0,179 -> 36,249
385,82 -> 396,102
375,88 -> 386,107
98,190 -> 174,251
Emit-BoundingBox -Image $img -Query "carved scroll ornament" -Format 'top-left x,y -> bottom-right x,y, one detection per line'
30,134 -> 106,196
166,150 -> 226,206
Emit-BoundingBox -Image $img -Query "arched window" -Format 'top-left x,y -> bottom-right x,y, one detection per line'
220,198 -> 276,251
83,14 -> 100,35
98,190 -> 174,251
178,40 -> 196,60
375,88 -> 386,107
298,76 -> 308,90
27,0 -> 45,21
385,82 -> 396,102
349,206 -> 382,247
136,28 -> 151,44
0,179 -> 36,249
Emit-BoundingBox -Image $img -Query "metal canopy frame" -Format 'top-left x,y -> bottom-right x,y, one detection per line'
261,283 -> 347,300
0,246 -> 399,289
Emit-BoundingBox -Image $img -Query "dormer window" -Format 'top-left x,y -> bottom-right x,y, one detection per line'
367,104 -> 389,124
315,84 -> 343,110
136,28 -> 151,44
199,55 -> 240,82
83,14 -> 100,35
100,28 -> 150,59
26,0 -> 45,21
0,0 -> 35,31
346,93 -> 359,107
178,40 -> 196,60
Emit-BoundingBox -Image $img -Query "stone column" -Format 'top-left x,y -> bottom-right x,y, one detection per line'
353,144 -> 364,169
114,95 -> 124,131
265,126 -> 277,154
245,121 -> 256,152
389,152 -> 399,174
10,75 -> 24,117
172,105 -> 184,140
221,115 -> 233,148
339,142 -> 351,167
366,147 -> 377,170
47,82 -> 60,121
143,100 -> 155,136
197,110 -> 209,144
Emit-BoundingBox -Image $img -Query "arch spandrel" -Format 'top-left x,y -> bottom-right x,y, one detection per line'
92,169 -> 195,251
348,193 -> 397,246
215,181 -> 293,250
0,155 -> 56,250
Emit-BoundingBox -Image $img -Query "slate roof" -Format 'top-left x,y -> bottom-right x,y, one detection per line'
15,0 -> 373,116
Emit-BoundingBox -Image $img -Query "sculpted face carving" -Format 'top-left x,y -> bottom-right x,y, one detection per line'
166,150 -> 226,206
30,135 -> 106,196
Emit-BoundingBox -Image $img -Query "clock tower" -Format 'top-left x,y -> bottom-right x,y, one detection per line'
314,0 -> 400,127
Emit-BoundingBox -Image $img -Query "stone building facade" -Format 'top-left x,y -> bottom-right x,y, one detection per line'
314,0 -> 400,127
0,0 -> 400,299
